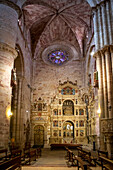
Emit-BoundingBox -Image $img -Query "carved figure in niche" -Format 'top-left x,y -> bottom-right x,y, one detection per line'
43,103 -> 47,111
88,73 -> 91,86
85,95 -> 89,105
80,130 -> 84,136
76,121 -> 78,127
54,109 -> 58,115
53,120 -> 58,127
79,109 -> 84,115
63,132 -> 66,137
38,103 -> 42,111
59,130 -> 61,137
34,99 -> 37,109
76,109 -> 78,115
59,121 -> 61,127
79,120 -> 84,127
53,130 -> 57,137
67,132 -> 69,137
11,68 -> 17,86
59,109 -> 61,115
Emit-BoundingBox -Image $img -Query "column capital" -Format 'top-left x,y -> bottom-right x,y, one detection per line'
110,45 -> 113,53
93,50 -> 101,58
0,42 -> 18,59
102,45 -> 110,53
0,0 -> 21,18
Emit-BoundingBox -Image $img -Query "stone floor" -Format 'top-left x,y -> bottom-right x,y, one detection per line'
22,148 -> 102,170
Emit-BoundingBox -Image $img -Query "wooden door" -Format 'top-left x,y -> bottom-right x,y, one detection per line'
34,125 -> 44,147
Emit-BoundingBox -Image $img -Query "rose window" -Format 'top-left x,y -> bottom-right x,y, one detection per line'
48,50 -> 69,65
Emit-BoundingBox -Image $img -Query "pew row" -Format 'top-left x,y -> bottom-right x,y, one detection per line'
99,156 -> 113,170
0,155 -> 21,170
51,143 -> 82,150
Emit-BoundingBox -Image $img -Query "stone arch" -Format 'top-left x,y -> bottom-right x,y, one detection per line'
21,0 -> 98,8
15,44 -> 25,77
86,45 -> 96,86
63,120 -> 74,142
10,44 -> 25,145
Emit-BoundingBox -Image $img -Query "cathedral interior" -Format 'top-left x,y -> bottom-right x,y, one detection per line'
0,0 -> 113,169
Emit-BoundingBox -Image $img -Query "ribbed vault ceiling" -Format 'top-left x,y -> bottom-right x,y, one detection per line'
22,0 -> 92,59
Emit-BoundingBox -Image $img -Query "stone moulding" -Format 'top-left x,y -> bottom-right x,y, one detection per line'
101,118 -> 113,134
0,0 -> 22,18
0,42 -> 18,59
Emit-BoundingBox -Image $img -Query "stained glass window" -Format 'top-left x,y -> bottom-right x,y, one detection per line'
48,50 -> 69,65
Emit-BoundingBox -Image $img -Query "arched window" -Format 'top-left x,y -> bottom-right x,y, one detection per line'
63,121 -> 74,138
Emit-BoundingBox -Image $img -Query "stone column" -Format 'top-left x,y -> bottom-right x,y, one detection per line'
96,52 -> 105,150
101,51 -> 108,118
106,0 -> 112,44
93,8 -> 99,50
110,46 -> 113,104
105,47 -> 113,118
96,52 -> 104,117
15,77 -> 22,145
0,2 -> 20,147
12,85 -> 18,142
97,6 -> 103,48
101,2 -> 108,46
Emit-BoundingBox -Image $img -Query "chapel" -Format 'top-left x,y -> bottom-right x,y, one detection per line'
0,0 -> 113,168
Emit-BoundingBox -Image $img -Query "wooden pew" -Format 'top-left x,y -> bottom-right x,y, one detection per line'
78,148 -> 96,166
0,149 -> 8,163
96,150 -> 108,165
0,155 -> 21,170
65,147 -> 77,166
99,155 -> 113,170
10,149 -> 22,158
36,147 -> 42,158
74,155 -> 91,170
22,146 -> 36,165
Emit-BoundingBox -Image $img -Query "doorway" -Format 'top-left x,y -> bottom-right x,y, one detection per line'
34,125 -> 44,147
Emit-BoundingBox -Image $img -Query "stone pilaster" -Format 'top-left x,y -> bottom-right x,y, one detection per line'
92,8 -> 99,50
15,77 -> 22,145
97,6 -> 103,48
96,52 -> 104,117
106,0 -> 112,44
101,2 -> 108,46
110,46 -> 113,103
104,47 -> 113,118
101,51 -> 108,118
96,51 -> 105,150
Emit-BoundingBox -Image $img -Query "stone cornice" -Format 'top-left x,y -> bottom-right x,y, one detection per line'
0,42 -> 17,59
0,0 -> 22,18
